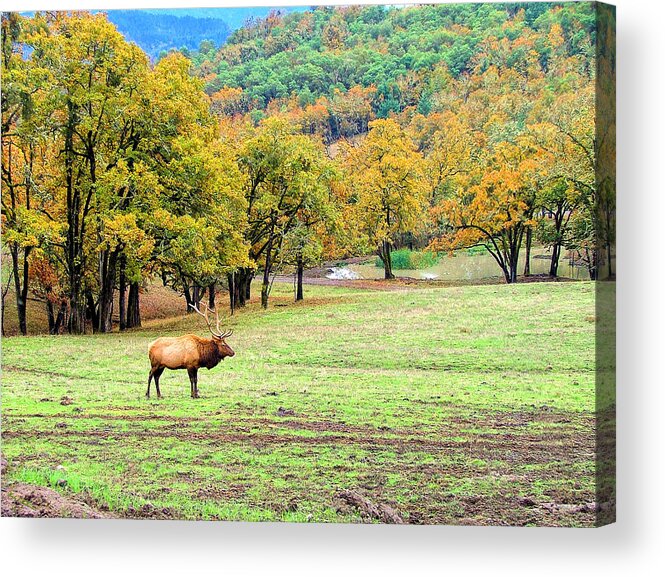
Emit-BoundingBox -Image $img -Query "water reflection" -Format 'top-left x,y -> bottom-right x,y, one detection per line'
349,248 -> 592,281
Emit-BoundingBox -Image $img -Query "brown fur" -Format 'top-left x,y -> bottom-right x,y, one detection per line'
197,339 -> 222,369
147,334 -> 235,399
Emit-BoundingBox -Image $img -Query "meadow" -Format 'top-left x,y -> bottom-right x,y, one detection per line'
1,280 -> 602,526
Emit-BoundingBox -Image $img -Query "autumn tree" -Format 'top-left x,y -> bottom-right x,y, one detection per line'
232,117 -> 334,308
1,13 -> 58,334
329,86 -> 376,139
342,119 -> 427,279
149,135 -> 249,313
12,12 -> 155,332
432,138 -> 539,284
280,163 -> 340,301
409,112 -> 476,206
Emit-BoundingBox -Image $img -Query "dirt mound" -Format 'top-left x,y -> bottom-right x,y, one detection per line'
337,489 -> 404,524
1,482 -> 109,519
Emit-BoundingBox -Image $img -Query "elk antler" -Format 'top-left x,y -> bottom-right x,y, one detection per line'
189,303 -> 232,339
189,302 -> 219,337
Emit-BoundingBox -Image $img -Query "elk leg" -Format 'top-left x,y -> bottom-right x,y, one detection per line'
153,368 -> 164,399
188,368 -> 199,399
146,371 -> 153,398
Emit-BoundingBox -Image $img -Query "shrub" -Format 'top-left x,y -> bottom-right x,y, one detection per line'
375,248 -> 440,270
465,245 -> 489,256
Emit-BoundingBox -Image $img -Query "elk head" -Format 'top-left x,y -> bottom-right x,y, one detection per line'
189,303 -> 235,359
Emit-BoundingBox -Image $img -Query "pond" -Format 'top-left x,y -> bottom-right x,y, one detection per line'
345,247 -> 593,282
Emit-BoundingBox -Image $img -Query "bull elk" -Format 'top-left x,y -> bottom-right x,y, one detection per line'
147,304 -> 235,399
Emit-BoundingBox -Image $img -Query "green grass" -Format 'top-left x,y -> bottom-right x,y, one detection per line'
1,280 -> 609,526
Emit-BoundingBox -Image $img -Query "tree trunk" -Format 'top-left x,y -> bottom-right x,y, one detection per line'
118,254 -> 127,331
230,268 -> 251,309
586,249 -> 598,281
68,293 -> 86,334
192,285 -> 201,309
261,239 -> 274,309
228,273 -> 236,313
245,271 -> 252,302
126,282 -> 141,328
506,247 -> 518,284
183,279 -> 194,313
10,245 -> 30,336
85,291 -> 99,332
45,300 -> 66,335
296,253 -> 304,301
53,301 -> 66,335
523,227 -> 532,276
97,249 -> 119,333
1,268 -> 12,337
549,242 -> 561,277
380,240 -> 395,280
64,99 -> 88,335
208,282 -> 216,310
47,301 -> 55,334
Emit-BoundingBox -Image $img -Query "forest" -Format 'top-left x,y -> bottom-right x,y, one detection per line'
1,4 -> 615,336
104,10 -> 232,59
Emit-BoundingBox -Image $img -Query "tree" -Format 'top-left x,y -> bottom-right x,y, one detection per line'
431,138 -> 538,283
148,132 -> 249,313
18,12 -> 157,333
530,85 -> 596,279
235,117 -> 334,308
342,119 -> 427,279
409,111 -> 476,207
329,86 -> 376,139
1,13 -> 58,334
280,165 -> 340,301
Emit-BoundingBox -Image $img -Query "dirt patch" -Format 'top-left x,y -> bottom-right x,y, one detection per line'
2,366 -> 66,378
14,412 -> 204,423
337,489 -> 404,524
1,482 -> 109,519
2,425 -> 593,465
196,484 -> 247,501
123,502 -> 175,520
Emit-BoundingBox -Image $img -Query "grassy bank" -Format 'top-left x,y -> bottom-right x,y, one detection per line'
1,281 -> 603,525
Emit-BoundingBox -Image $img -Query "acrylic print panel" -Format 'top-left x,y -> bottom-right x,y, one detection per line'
0,2 -> 615,526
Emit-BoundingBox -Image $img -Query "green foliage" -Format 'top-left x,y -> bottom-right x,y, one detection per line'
191,3 -> 596,120
374,249 -> 439,270
465,245 -> 490,256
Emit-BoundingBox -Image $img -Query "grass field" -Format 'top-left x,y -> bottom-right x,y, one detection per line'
1,280 -> 606,526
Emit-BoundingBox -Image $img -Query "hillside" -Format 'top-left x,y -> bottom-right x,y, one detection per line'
18,8 -> 302,60
142,7 -> 302,30
190,2 -> 597,124
104,10 -> 231,59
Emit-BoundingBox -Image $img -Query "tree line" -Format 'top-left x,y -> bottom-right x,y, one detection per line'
1,5 -> 614,336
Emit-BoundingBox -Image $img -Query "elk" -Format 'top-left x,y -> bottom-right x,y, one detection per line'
147,303 -> 235,399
